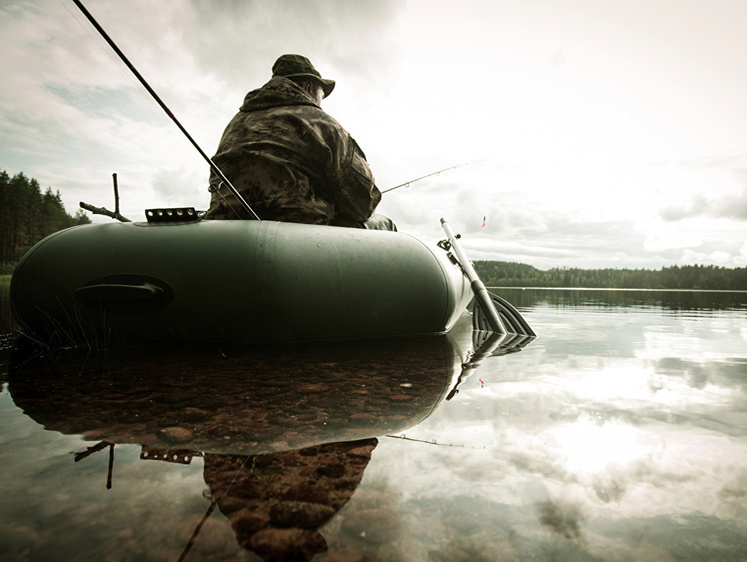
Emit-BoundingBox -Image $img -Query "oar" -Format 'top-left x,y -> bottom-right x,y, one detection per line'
440,218 -> 535,337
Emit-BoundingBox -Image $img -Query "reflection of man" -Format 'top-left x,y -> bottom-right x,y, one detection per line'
206,54 -> 395,230
203,439 -> 377,561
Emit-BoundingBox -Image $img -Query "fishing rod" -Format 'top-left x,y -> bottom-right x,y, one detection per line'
70,0 -> 260,221
381,159 -> 490,194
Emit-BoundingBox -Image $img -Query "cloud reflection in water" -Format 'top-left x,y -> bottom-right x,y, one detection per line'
364,290 -> 747,560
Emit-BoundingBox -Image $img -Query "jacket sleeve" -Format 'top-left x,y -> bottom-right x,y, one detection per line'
323,128 -> 381,223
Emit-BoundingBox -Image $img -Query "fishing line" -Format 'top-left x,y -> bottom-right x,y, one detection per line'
385,434 -> 485,449
381,159 -> 491,194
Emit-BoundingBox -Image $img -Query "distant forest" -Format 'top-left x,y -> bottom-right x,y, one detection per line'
474,261 -> 747,291
1,170 -> 90,272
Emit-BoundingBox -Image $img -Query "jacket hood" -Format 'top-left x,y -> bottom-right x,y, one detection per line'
240,76 -> 320,113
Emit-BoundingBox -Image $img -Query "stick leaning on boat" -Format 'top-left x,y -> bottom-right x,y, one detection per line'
440,218 -> 536,337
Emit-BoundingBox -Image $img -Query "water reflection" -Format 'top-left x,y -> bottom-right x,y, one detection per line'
391,291 -> 746,561
9,326 -> 472,455
0,279 -> 14,360
6,315 -> 532,560
495,287 -> 746,311
201,439 -> 377,560
2,288 -> 744,560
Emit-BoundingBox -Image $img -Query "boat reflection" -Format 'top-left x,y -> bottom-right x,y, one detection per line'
200,439 -> 378,560
8,314 -> 532,560
10,325 -> 471,455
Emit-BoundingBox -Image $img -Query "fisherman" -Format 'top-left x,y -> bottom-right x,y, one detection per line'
205,54 -> 395,230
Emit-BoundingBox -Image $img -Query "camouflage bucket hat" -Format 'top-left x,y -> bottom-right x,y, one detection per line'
272,54 -> 335,98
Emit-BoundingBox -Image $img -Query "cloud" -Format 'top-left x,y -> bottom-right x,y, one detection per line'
551,49 -> 566,67
151,166 -> 207,207
657,152 -> 747,222
660,191 -> 747,223
659,193 -> 711,222
187,0 -> 403,90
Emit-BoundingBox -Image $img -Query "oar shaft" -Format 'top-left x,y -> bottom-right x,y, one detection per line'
441,218 -> 506,334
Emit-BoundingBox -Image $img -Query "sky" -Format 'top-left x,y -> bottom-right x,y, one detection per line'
1,0 -> 746,269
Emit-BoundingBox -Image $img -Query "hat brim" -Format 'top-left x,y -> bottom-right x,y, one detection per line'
285,73 -> 335,98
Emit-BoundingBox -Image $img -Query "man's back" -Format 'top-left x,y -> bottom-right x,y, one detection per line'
206,71 -> 381,227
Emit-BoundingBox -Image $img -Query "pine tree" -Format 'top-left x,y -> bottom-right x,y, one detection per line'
0,169 -> 91,270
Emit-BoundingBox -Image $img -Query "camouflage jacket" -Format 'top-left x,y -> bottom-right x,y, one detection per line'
205,76 -> 381,226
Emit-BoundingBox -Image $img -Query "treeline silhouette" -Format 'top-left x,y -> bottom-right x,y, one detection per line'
1,170 -> 90,272
475,261 -> 747,290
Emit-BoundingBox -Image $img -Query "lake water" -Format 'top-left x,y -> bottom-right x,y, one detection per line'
0,288 -> 745,561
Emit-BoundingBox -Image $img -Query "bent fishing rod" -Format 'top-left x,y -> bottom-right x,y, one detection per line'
71,0 -> 260,221
381,159 -> 489,194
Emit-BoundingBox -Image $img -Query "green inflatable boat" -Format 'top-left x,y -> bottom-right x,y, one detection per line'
11,3 -> 535,349
10,218 -> 476,347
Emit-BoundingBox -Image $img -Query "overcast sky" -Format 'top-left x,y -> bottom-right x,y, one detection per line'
2,0 -> 746,269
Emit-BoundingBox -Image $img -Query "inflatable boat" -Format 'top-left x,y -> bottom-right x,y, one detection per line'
10,217 -> 477,347
9,3 -> 535,349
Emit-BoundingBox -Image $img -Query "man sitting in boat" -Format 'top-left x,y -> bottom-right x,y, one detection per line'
205,54 -> 395,231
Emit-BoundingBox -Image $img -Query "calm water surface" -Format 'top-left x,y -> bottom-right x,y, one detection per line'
0,288 -> 745,561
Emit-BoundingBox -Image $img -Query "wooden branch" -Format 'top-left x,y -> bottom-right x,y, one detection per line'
74,440 -> 113,462
78,172 -> 132,222
113,172 -> 121,216
79,201 -> 131,222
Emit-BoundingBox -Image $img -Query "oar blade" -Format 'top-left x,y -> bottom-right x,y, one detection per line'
473,291 -> 536,337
